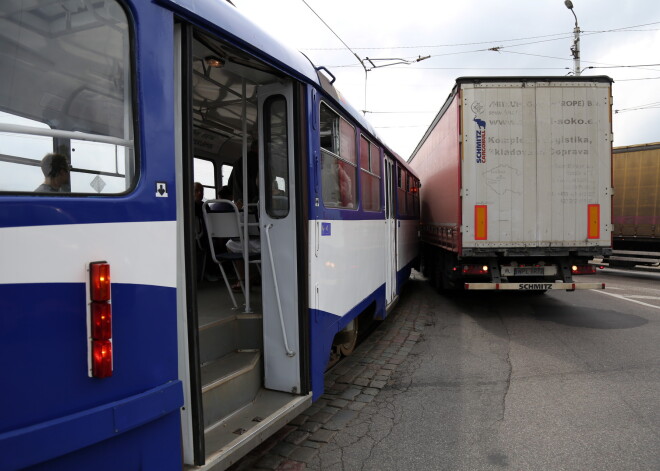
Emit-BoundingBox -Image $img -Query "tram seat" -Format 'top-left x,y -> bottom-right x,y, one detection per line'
202,199 -> 261,309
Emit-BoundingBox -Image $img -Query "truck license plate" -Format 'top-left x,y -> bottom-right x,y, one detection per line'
514,267 -> 544,276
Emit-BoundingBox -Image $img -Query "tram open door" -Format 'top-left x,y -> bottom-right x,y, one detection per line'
257,83 -> 302,394
176,26 -> 310,469
384,155 -> 398,307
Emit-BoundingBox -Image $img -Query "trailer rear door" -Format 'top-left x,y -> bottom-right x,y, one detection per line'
460,80 -> 612,249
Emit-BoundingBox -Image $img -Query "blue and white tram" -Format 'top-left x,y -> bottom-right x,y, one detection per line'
0,1 -> 420,469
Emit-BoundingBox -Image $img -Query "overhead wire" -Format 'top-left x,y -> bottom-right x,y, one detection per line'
615,101 -> 660,113
294,2 -> 660,120
300,0 -> 363,69
301,20 -> 660,73
302,21 -> 660,52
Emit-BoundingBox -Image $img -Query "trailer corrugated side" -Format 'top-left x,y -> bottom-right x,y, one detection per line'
410,76 -> 613,291
607,142 -> 660,267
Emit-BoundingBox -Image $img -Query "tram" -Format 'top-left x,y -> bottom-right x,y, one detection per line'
0,1 -> 420,470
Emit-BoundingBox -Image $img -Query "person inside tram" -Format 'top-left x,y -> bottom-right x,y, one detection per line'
193,182 -> 208,280
208,185 -> 233,212
34,153 -> 71,193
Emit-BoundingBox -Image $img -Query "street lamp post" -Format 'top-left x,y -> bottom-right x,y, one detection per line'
565,0 -> 581,76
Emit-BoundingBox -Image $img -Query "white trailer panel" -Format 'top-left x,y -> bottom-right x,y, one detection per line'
460,80 -> 612,250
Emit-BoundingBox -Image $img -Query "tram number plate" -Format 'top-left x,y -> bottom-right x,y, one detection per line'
514,267 -> 544,276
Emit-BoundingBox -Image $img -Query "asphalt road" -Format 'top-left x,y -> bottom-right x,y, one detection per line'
309,270 -> 660,470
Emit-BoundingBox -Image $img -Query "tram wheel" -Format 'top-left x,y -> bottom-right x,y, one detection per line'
326,347 -> 342,370
335,318 -> 359,356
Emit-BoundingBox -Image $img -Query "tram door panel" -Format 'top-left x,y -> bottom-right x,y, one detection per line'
258,83 -> 300,393
384,156 -> 397,304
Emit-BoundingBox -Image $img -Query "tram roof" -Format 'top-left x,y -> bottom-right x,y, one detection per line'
161,0 -> 391,155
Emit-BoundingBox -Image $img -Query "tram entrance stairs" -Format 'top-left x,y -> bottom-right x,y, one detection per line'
194,290 -> 310,470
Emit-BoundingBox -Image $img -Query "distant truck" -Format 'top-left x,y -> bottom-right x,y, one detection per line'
409,76 -> 613,292
607,142 -> 660,268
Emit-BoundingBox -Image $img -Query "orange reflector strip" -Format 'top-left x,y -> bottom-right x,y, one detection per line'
587,204 -> 600,239
474,205 -> 487,240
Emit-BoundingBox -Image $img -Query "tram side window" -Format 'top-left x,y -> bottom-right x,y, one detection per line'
0,0 -> 135,194
407,174 -> 414,215
264,95 -> 290,218
412,179 -> 420,217
194,158 -> 217,200
397,167 -> 408,216
320,103 -> 357,209
359,136 -> 381,212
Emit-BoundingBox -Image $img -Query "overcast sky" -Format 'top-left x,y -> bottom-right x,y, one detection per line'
233,0 -> 660,158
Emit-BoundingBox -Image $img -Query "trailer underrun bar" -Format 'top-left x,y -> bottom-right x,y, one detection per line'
465,282 -> 606,291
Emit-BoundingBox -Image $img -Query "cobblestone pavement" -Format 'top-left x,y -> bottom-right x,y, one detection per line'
229,272 -> 432,471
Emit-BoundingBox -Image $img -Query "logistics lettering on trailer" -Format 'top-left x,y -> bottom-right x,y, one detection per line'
474,117 -> 487,163
518,283 -> 553,290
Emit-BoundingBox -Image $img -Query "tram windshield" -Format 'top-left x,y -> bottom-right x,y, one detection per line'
0,0 -> 134,194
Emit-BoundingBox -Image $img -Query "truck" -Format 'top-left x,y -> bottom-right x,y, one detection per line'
607,142 -> 660,268
409,76 -> 613,292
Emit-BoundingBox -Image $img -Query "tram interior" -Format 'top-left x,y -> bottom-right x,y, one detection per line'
187,33 -> 308,467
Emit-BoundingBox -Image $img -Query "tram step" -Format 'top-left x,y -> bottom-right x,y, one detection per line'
201,350 -> 262,429
201,389 -> 312,471
199,313 -> 262,365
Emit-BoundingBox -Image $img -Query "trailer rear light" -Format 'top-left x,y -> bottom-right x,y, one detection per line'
571,265 -> 597,275
89,261 -> 113,378
462,264 -> 489,275
588,204 -> 600,239
474,205 -> 487,240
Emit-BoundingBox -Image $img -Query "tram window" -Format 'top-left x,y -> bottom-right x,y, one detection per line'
194,158 -> 217,200
264,95 -> 289,218
397,168 -> 408,216
221,165 -> 233,187
320,103 -> 357,209
0,0 -> 135,195
407,174 -> 414,215
0,113 -> 53,192
359,135 -> 381,212
412,180 -> 420,216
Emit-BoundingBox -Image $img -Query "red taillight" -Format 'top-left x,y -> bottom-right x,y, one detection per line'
571,264 -> 597,275
91,302 -> 112,340
90,262 -> 111,301
462,264 -> 489,275
92,340 -> 113,378
89,261 -> 112,378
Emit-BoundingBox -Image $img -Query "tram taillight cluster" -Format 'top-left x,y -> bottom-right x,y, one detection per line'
88,261 -> 113,378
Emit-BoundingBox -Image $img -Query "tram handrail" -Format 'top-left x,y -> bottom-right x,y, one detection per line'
263,223 -> 295,357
